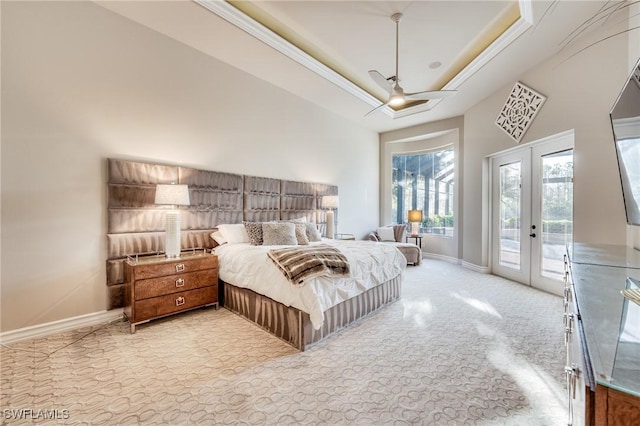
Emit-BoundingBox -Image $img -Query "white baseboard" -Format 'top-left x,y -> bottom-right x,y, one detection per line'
423,252 -> 460,265
0,309 -> 124,344
460,261 -> 491,274
421,253 -> 491,274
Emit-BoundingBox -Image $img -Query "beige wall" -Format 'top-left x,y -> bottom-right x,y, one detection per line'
462,20 -> 629,267
0,2 -> 379,332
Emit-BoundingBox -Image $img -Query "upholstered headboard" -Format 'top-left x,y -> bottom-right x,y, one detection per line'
106,158 -> 337,309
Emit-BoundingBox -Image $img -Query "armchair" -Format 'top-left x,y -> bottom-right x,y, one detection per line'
366,224 -> 422,265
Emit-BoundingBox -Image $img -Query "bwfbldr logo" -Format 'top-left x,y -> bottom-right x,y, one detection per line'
3,408 -> 70,420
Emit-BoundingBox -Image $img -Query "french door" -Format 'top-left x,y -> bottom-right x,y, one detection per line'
491,134 -> 574,296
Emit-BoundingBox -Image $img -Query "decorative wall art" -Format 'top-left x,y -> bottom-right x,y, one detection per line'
495,81 -> 547,143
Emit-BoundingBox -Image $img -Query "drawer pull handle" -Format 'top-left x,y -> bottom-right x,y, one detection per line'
176,263 -> 185,272
565,363 -> 579,425
176,296 -> 185,307
565,363 -> 579,399
175,278 -> 185,288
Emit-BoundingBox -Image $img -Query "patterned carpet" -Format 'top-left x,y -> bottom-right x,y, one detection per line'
1,260 -> 567,425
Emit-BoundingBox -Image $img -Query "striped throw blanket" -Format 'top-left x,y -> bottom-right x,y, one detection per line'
267,244 -> 350,286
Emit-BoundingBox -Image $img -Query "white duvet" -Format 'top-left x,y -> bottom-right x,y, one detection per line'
214,239 -> 406,329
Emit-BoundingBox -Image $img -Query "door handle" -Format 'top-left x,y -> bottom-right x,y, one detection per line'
530,233 -> 536,238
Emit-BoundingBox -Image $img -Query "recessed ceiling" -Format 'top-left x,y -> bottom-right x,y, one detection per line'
97,0 -> 628,133
227,0 -> 521,103
197,0 -> 530,119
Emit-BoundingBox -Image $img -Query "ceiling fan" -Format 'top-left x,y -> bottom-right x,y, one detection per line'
366,13 -> 456,117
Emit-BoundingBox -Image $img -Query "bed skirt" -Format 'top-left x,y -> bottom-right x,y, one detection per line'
222,274 -> 402,351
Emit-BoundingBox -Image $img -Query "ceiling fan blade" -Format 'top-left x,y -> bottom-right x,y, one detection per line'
405,90 -> 457,100
368,70 -> 392,92
364,100 -> 390,117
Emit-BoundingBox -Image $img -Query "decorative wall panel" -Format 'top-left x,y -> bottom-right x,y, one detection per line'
280,180 -> 320,223
495,81 -> 546,143
244,176 -> 281,222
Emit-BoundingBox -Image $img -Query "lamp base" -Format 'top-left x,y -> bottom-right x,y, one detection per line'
165,210 -> 181,258
326,210 -> 335,239
411,222 -> 420,237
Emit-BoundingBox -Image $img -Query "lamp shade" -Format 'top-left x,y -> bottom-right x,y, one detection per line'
155,184 -> 190,206
322,195 -> 339,209
408,210 -> 423,222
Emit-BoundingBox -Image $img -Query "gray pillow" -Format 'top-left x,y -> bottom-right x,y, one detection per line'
294,223 -> 309,245
243,222 -> 263,245
305,222 -> 322,242
262,222 -> 298,246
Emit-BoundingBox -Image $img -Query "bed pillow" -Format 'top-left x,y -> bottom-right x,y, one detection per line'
210,231 -> 227,246
376,226 -> 396,242
217,223 -> 250,244
368,232 -> 381,242
305,222 -> 322,242
294,223 -> 310,245
243,222 -> 263,245
262,222 -> 297,246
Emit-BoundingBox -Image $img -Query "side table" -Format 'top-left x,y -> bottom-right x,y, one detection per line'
406,235 -> 422,246
335,233 -> 356,240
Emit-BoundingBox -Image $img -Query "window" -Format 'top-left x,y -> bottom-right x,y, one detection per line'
392,147 -> 454,236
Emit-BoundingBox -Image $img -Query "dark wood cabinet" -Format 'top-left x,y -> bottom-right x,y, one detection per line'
124,252 -> 218,332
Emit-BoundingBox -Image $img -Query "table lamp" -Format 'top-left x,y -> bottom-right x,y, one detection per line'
322,195 -> 339,239
155,183 -> 190,258
408,209 -> 423,237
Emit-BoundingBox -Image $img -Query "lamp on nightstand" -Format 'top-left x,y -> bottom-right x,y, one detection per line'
408,209 -> 423,237
155,183 -> 190,258
322,195 -> 339,239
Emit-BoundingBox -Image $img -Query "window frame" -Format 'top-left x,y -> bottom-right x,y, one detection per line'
391,147 -> 455,237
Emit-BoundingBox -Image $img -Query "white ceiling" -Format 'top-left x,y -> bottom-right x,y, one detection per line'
97,0 -> 627,133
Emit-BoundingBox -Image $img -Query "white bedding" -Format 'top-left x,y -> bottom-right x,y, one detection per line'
214,239 -> 406,329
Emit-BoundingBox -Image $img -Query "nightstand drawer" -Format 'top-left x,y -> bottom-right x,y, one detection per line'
134,269 -> 217,300
132,256 -> 218,280
133,286 -> 217,322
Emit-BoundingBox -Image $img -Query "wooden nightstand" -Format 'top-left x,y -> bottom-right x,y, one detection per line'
123,252 -> 218,333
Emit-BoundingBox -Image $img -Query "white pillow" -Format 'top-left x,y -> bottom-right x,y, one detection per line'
217,223 -> 250,244
210,231 -> 227,246
376,227 -> 396,242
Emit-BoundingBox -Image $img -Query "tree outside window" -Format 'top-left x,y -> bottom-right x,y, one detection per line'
392,148 -> 454,236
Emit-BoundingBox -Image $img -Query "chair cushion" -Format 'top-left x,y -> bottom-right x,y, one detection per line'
391,242 -> 422,265
392,224 -> 407,242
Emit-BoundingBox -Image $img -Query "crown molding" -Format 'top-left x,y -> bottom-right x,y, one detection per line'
194,0 -> 533,120
194,0 -> 385,113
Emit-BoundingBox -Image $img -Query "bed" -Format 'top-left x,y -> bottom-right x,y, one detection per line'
214,236 -> 406,351
106,158 -> 405,350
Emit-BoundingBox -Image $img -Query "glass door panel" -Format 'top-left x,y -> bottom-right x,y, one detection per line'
499,162 -> 522,270
531,137 -> 574,296
540,149 -> 573,280
492,149 -> 531,285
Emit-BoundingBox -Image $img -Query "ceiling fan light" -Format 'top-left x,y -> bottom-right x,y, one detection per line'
389,94 -> 405,106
